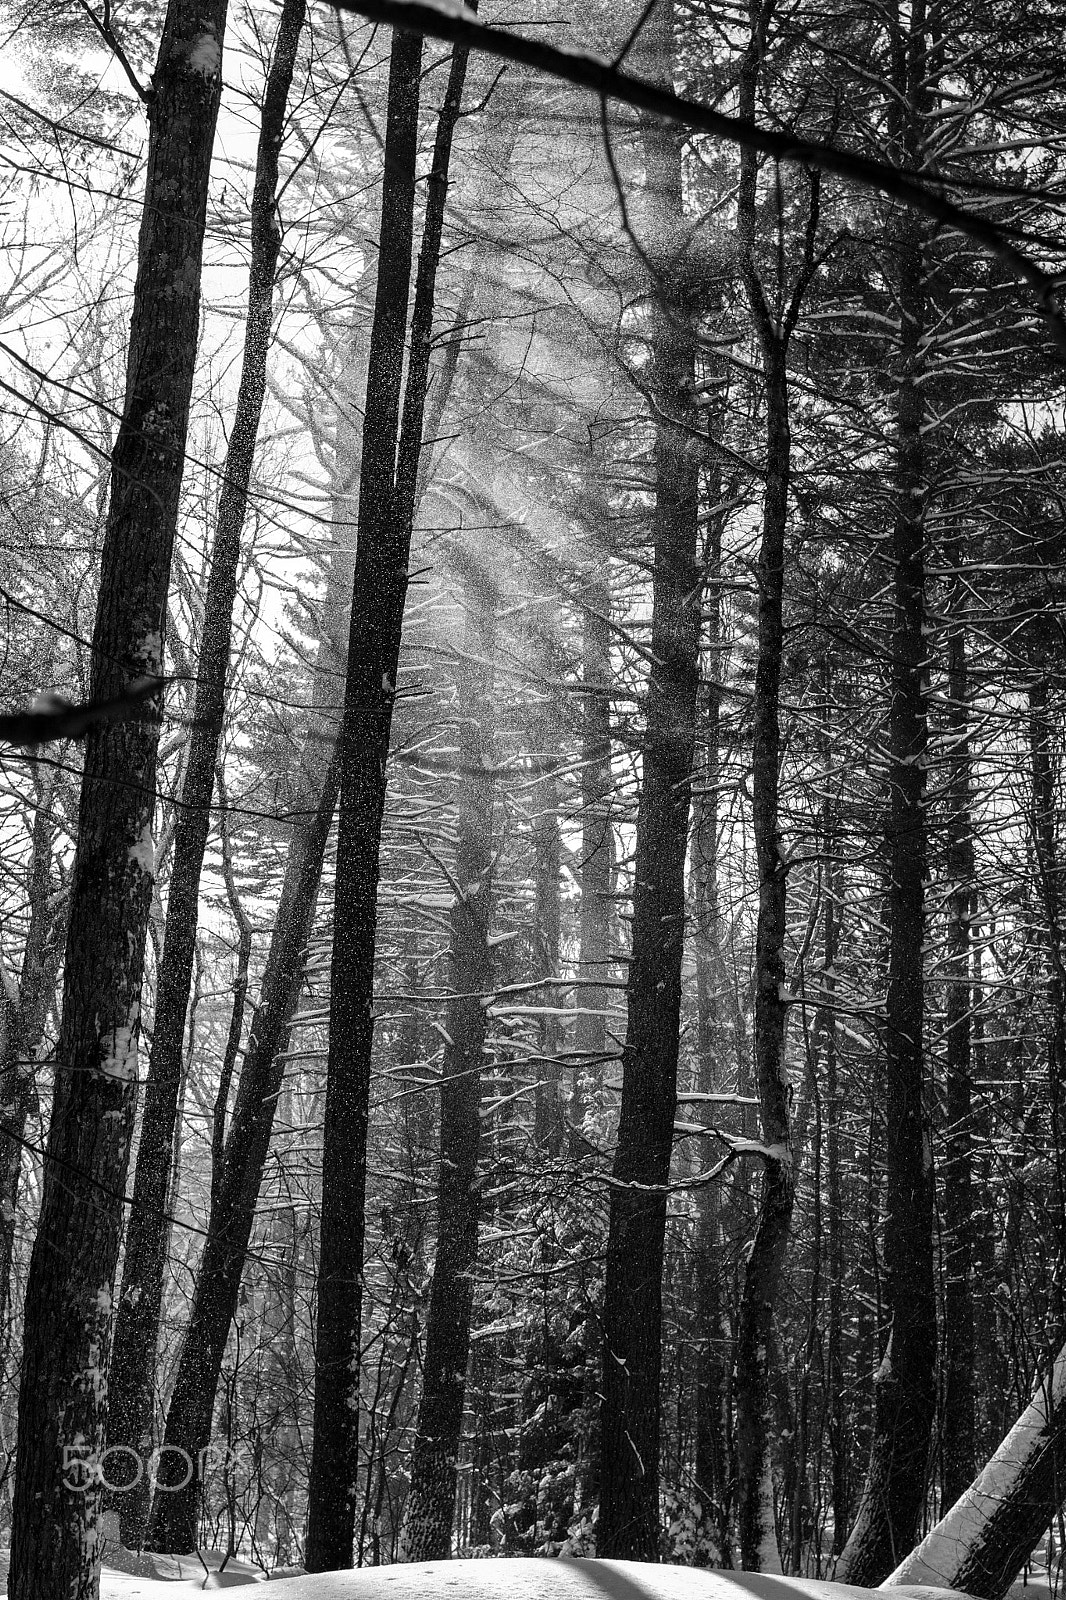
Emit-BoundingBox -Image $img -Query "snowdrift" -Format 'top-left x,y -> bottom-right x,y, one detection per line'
87,1558 -> 982,1600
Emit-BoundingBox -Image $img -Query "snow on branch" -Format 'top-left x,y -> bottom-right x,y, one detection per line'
327,0 -> 1066,353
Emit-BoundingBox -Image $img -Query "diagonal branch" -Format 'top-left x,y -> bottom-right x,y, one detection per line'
325,0 -> 1066,353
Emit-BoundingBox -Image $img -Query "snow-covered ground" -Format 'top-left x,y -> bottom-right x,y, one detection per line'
5,1551 -> 1036,1599
24,1558 -> 986,1600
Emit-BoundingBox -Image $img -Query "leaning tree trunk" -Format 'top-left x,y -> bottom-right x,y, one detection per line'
9,5 -> 226,1594
105,0 -> 306,1547
400,576 -> 497,1560
144,327 -> 366,1559
597,0 -> 701,1555
144,753 -> 338,1553
884,1339 -> 1066,1600
303,25 -> 471,1570
836,93 -> 937,1580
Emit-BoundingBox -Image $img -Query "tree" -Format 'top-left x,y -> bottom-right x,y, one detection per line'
304,19 -> 472,1568
400,569 -> 498,1558
597,0 -> 702,1556
8,2 -> 227,1591
105,0 -> 306,1546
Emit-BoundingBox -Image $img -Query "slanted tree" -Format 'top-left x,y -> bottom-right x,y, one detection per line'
105,0 -> 306,1546
886,1337 -> 1066,1600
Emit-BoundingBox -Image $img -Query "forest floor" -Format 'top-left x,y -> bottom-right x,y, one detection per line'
0,1554 -> 1059,1599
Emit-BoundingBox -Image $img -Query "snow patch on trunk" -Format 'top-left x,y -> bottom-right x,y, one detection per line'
186,32 -> 222,76
128,820 -> 155,879
100,1019 -> 139,1082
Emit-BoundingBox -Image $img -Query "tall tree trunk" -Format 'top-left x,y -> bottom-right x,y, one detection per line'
732,12 -> 818,1557
9,4 -> 227,1593
597,0 -> 701,1553
400,578 -> 497,1560
836,57 -> 937,1569
886,1338 -> 1066,1600
303,24 -> 471,1569
940,591 -> 976,1507
105,0 -> 306,1547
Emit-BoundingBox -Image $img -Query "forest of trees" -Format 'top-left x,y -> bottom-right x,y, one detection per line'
0,0 -> 1064,1595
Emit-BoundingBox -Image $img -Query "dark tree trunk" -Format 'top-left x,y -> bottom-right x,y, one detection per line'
836,132 -> 937,1582
303,25 -> 471,1569
597,0 -> 701,1553
105,0 -> 306,1547
400,580 -> 497,1560
731,21 -> 819,1556
144,289 -> 371,1562
9,4 -> 227,1592
940,595 -> 976,1507
144,756 -> 338,1553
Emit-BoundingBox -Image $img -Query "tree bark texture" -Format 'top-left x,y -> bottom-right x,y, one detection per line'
9,4 -> 227,1593
106,0 -> 306,1547
597,0 -> 701,1552
400,580 -> 497,1561
304,24 -> 471,1569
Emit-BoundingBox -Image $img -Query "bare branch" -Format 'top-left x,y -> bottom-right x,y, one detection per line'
326,0 -> 1066,353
